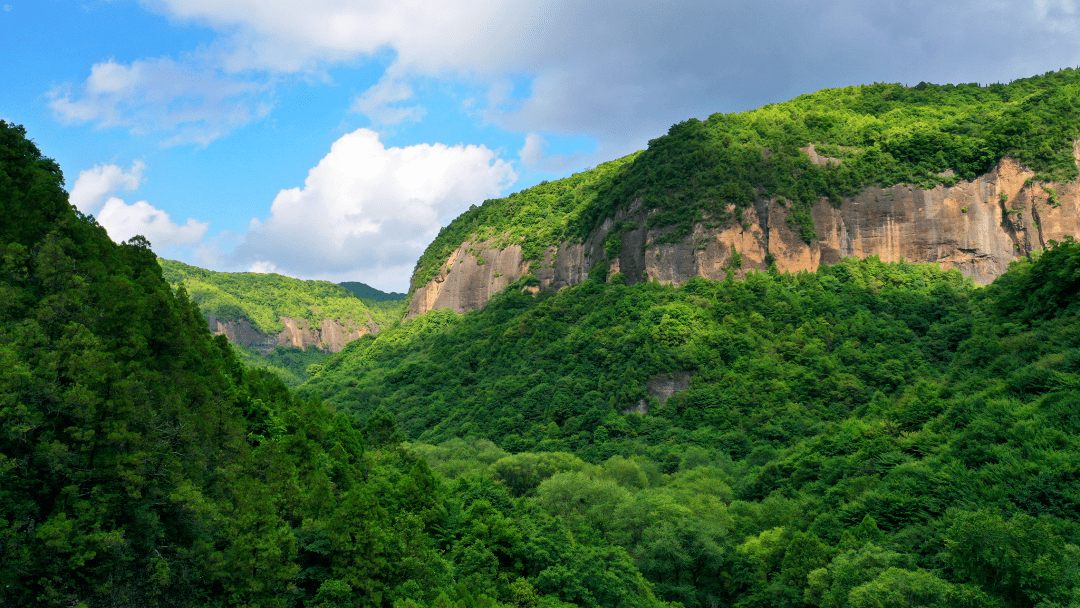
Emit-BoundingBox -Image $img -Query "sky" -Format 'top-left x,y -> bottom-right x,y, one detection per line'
2,0 -> 1080,292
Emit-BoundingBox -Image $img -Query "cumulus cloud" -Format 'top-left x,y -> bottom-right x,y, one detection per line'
248,261 -> 279,274
49,57 -> 269,146
229,128 -> 516,291
135,0 -> 1080,158
97,198 -> 209,248
68,161 -> 208,250
518,133 -> 546,169
69,161 -> 145,214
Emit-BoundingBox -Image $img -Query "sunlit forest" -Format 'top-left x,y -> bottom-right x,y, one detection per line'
3,70 -> 1080,608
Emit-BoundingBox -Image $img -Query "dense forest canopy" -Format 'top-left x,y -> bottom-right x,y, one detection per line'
412,68 -> 1080,291
5,62 -> 1080,608
1,120 -> 671,608
308,239 -> 1080,607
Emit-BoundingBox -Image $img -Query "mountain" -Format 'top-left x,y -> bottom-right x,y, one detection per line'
0,119 -> 678,608
405,70 -> 1080,319
0,121 -> 387,606
7,66 -> 1080,608
293,70 -> 1080,607
339,281 -> 408,302
160,259 -> 405,354
300,233 -> 1080,608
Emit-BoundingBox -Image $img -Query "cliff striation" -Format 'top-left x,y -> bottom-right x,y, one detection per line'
407,153 -> 1080,319
206,313 -> 379,354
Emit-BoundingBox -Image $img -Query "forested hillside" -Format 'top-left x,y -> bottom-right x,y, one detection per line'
6,65 -> 1080,608
340,281 -> 408,302
411,68 -> 1080,291
160,260 -> 408,386
306,240 -> 1080,607
0,121 -> 671,608
160,258 -> 405,336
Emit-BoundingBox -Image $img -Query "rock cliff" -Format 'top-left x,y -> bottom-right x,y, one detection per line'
206,313 -> 379,354
407,152 -> 1080,319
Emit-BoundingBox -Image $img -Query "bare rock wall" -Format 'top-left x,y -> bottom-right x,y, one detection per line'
206,313 -> 378,354
406,156 -> 1080,319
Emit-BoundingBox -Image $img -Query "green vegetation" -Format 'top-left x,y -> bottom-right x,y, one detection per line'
8,65 -> 1080,607
233,343 -> 335,387
0,121 -> 671,608
339,281 -> 408,302
728,244 -> 743,268
411,155 -> 638,291
413,69 -> 1080,293
1046,186 -> 1061,207
160,258 -> 405,335
306,233 -> 1080,607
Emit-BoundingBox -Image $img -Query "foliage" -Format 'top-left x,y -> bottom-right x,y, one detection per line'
160,258 -> 405,336
411,69 -> 1080,293
410,156 -> 638,291
10,67 -> 1080,607
339,281 -> 408,302
0,120 -> 70,248
233,343 -> 335,387
0,122 -> 672,608
309,233 -> 1080,607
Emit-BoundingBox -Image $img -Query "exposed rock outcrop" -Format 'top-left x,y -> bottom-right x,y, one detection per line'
407,154 -> 1080,319
206,313 -> 379,354
626,372 -> 694,414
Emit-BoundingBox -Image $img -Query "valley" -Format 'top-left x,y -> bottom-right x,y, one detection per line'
3,69 -> 1080,608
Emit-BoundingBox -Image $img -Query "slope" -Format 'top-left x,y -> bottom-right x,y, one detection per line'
303,237 -> 1080,606
406,69 -> 1080,318
339,281 -> 408,302
160,258 -> 406,353
0,120 -> 680,608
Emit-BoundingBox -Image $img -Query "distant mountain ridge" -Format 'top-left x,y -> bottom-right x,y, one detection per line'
160,259 -> 405,354
338,281 -> 407,301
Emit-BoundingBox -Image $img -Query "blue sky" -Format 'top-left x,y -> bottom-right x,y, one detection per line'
2,0 -> 1079,291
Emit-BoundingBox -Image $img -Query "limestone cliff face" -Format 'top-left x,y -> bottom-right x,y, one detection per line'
407,155 -> 1080,319
206,313 -> 379,354
406,245 -> 528,317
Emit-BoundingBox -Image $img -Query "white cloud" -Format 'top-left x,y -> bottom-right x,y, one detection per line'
3,5 -> 12,12
49,57 -> 269,146
519,133 -> 546,169
350,73 -> 426,126
144,0 -> 531,74
138,0 -> 1080,158
69,161 -> 145,214
97,197 -> 209,248
229,128 -> 516,291
68,161 -> 208,251
248,261 -> 279,274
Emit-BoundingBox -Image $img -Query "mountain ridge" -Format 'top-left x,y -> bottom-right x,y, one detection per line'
339,281 -> 408,302
405,70 -> 1080,319
160,258 -> 406,354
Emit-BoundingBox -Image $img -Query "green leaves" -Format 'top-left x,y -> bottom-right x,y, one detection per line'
0,121 -> 70,248
942,509 -> 1080,606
